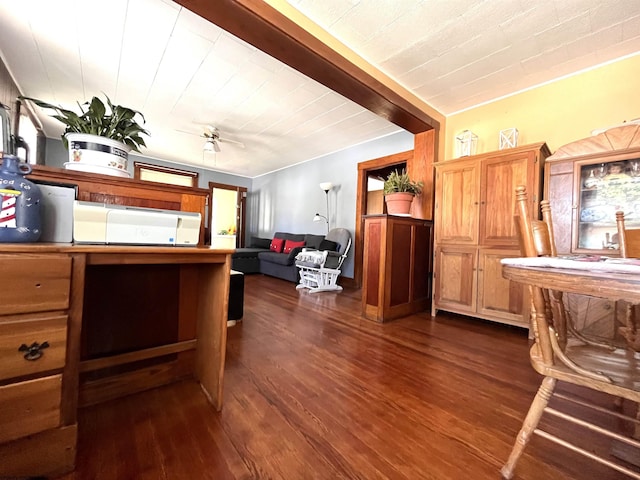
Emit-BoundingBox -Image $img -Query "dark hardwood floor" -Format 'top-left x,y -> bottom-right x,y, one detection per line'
58,274 -> 636,479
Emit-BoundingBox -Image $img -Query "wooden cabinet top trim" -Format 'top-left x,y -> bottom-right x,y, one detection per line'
547,124 -> 640,161
437,142 -> 550,166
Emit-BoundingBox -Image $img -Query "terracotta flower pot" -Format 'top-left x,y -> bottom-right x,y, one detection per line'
384,192 -> 414,216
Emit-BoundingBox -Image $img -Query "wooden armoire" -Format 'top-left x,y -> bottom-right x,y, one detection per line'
432,142 -> 550,327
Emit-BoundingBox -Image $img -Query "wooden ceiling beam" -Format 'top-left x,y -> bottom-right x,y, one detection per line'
174,0 -> 439,134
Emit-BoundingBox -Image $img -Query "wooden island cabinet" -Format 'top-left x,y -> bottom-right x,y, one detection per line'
432,143 -> 550,327
362,215 -> 433,322
0,168 -> 230,478
0,245 -> 232,478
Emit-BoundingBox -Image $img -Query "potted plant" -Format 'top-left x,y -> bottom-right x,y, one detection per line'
382,169 -> 423,216
19,94 -> 149,177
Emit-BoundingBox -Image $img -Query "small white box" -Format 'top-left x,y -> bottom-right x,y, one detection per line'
37,183 -> 76,243
211,234 -> 236,249
456,130 -> 478,157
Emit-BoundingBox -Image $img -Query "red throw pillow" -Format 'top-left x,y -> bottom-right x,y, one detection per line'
283,239 -> 305,254
270,237 -> 284,253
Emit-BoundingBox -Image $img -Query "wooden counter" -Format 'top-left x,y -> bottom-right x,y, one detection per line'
0,244 -> 232,478
361,215 -> 433,322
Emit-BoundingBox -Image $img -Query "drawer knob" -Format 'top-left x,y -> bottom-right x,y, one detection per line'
18,341 -> 50,361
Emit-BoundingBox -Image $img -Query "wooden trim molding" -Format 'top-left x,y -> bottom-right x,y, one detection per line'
174,0 -> 439,134
547,124 -> 640,160
409,130 -> 436,221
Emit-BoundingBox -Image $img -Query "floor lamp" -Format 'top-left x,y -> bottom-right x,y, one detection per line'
314,182 -> 333,234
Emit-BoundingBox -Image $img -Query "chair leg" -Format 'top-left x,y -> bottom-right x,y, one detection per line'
502,376 -> 557,479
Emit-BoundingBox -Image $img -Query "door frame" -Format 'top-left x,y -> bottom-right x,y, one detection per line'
354,150 -> 413,288
208,181 -> 247,248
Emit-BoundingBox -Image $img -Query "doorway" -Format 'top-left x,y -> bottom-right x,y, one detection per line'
208,181 -> 247,248
354,150 -> 413,288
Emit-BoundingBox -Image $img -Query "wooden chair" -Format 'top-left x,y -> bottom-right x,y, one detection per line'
502,186 -> 640,479
616,211 -> 640,350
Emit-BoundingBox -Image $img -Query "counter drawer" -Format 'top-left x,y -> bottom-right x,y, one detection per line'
0,314 -> 67,382
0,374 -> 62,443
0,255 -> 71,315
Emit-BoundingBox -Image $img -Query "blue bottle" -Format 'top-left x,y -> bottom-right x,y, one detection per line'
0,154 -> 41,242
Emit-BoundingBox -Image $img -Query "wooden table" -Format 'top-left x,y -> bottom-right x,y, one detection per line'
503,256 -> 640,468
502,256 -> 640,303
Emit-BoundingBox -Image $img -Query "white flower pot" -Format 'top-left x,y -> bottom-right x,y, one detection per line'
65,133 -> 131,177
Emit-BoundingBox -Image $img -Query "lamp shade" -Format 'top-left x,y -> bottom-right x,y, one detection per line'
319,182 -> 333,192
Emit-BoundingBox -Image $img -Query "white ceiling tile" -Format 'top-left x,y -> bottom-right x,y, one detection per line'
565,23 -> 623,59
594,36 -> 640,63
75,1 -> 128,101
533,11 -> 591,53
289,0 -> 359,29
622,14 -> 640,40
499,5 -> 553,43
143,27 -> 213,117
117,0 -> 179,109
521,45 -> 570,76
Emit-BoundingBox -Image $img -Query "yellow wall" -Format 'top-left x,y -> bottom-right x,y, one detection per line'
212,188 -> 237,234
444,54 -> 640,160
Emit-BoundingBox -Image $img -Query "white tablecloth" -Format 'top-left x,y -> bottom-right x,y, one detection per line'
501,256 -> 640,275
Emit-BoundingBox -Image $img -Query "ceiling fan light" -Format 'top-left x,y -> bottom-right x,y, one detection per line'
203,140 -> 215,152
213,139 -> 221,153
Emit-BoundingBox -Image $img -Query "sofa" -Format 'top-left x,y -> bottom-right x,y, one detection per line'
259,232 -> 325,282
232,232 -> 328,282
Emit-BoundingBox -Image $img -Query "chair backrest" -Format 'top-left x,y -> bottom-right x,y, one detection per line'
324,228 -> 352,270
615,211 -> 640,258
514,185 -> 558,364
325,228 -> 351,256
515,186 -> 555,258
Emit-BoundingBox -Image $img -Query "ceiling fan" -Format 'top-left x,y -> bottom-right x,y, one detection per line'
202,125 -> 245,153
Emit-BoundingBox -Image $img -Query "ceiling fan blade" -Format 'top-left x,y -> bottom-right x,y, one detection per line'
176,128 -> 201,137
219,136 -> 245,148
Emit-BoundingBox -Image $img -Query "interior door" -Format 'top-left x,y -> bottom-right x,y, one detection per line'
479,151 -> 535,246
433,245 -> 477,314
434,159 -> 480,245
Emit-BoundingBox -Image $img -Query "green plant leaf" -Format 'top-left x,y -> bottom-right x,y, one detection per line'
383,168 -> 423,195
19,93 -> 149,151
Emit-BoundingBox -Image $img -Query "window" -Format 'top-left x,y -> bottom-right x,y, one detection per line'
134,162 -> 199,187
17,113 -> 38,164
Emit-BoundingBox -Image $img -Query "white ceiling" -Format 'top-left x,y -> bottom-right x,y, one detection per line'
0,0 -> 639,178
